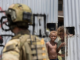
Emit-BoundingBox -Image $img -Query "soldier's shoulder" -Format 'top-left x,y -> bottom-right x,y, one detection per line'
3,39 -> 20,52
7,39 -> 20,45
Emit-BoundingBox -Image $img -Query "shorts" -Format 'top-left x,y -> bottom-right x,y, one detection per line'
50,58 -> 58,60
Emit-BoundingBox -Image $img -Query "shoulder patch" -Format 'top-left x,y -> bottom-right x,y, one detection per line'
6,44 -> 15,51
3,39 -> 20,52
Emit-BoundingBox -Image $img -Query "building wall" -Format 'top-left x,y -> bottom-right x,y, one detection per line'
63,0 -> 80,60
0,0 -> 58,58
0,0 -> 58,23
0,0 -> 58,41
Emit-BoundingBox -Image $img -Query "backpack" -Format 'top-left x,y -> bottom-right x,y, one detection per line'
19,34 -> 49,60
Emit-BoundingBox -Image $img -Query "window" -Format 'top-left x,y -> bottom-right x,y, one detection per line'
58,0 -> 63,11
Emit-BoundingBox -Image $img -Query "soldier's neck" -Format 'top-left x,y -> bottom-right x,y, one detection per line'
15,30 -> 30,35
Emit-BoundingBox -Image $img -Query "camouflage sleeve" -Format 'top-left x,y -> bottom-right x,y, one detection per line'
2,39 -> 20,60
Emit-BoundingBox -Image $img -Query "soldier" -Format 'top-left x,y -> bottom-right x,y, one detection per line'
2,3 -> 49,60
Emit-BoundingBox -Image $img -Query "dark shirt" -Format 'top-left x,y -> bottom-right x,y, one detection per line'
57,40 -> 65,60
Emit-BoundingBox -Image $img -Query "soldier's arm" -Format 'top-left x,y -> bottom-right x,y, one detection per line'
2,39 -> 20,60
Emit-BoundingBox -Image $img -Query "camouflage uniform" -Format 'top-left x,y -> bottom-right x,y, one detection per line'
2,30 -> 49,60
1,3 -> 49,60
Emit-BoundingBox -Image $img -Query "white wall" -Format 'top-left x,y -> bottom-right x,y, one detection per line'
63,0 -> 80,60
0,0 -> 58,42
0,0 -> 58,58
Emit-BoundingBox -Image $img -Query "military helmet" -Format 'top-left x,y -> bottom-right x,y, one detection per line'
6,3 -> 32,29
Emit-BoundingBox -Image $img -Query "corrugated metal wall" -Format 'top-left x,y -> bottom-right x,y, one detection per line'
0,0 -> 58,42
0,0 -> 58,23
0,0 -> 58,58
63,0 -> 80,60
